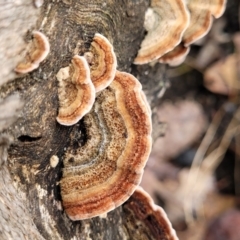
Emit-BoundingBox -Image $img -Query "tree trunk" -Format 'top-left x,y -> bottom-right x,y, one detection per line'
0,0 -> 167,239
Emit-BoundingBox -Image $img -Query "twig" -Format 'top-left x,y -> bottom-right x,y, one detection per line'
184,106 -> 240,225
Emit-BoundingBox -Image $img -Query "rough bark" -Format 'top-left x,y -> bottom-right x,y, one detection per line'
0,0 -> 39,86
0,0 -> 167,239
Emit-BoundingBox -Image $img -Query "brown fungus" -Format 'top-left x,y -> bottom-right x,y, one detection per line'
159,44 -> 190,66
15,31 -> 50,73
183,0 -> 227,46
56,55 -> 95,126
134,0 -> 226,66
122,186 -> 179,240
209,0 -> 227,18
134,0 -> 189,64
84,33 -> 117,92
158,0 -> 227,66
60,71 -> 152,220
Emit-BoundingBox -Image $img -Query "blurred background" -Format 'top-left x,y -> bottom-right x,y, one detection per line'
139,0 -> 240,239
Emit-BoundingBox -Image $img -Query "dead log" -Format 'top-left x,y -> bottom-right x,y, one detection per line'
0,0 -> 167,239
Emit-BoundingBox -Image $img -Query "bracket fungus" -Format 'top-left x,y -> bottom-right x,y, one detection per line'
183,0 -> 227,46
56,55 -> 95,126
209,0 -> 227,18
123,187 -> 179,240
134,0 -> 226,66
159,44 -> 190,66
134,0 -> 189,64
159,0 -> 226,66
60,71 -> 152,220
183,8 -> 213,46
15,31 -> 50,73
84,33 -> 117,92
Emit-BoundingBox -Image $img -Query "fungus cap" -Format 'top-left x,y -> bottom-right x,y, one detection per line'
60,71 -> 152,220
134,0 -> 189,64
84,33 -> 117,92
183,8 -> 213,46
159,44 -> 190,66
123,186 -> 179,240
209,0 -> 227,18
56,55 -> 95,126
183,0 -> 227,46
15,31 -> 50,73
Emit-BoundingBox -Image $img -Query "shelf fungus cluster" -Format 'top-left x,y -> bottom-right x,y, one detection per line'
134,0 -> 189,65
15,31 -> 50,73
56,33 -> 117,125
134,0 -> 227,66
56,34 -> 152,220
123,187 -> 178,240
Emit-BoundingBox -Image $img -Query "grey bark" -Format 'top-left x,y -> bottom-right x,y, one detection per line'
0,0 -> 167,239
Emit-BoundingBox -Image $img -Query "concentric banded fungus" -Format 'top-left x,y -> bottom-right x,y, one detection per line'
60,71 -> 152,220
183,0 -> 227,46
56,55 -> 95,126
209,0 -> 227,18
84,33 -> 117,92
183,8 -> 213,46
15,31 -> 50,73
159,44 -> 190,66
123,187 -> 179,240
134,0 -> 189,64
